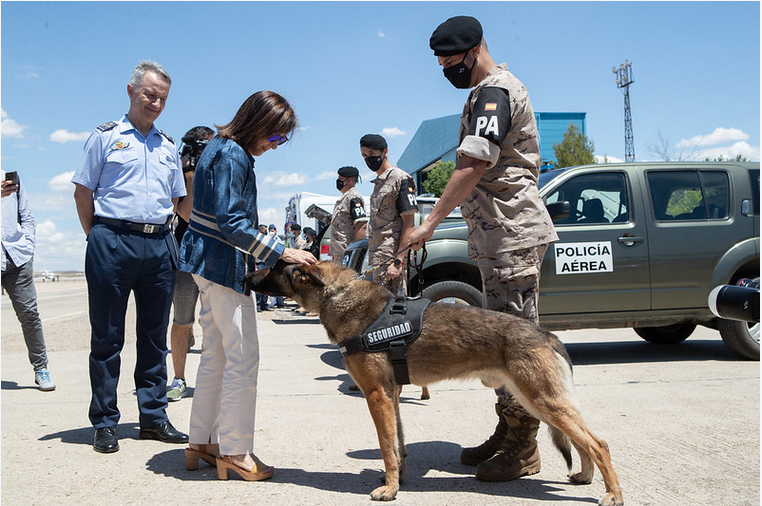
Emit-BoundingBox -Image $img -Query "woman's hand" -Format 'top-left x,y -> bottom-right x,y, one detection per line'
280,247 -> 317,265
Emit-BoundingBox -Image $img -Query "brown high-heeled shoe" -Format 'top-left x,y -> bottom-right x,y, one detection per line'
216,455 -> 274,481
185,444 -> 218,470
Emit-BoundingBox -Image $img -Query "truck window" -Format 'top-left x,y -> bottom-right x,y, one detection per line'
544,172 -> 629,225
647,170 -> 729,221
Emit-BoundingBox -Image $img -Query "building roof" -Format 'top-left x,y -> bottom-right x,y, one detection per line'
396,114 -> 460,174
397,112 -> 587,176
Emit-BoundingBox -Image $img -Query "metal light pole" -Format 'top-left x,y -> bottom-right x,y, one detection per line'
613,60 -> 635,162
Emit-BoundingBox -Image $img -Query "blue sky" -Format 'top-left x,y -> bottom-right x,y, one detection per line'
1,1 -> 759,271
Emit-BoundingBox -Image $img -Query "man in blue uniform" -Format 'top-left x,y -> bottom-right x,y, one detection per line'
72,60 -> 188,454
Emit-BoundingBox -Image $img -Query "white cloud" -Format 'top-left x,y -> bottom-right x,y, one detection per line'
381,127 -> 405,138
676,127 -> 749,148
257,207 -> 280,224
692,141 -> 760,161
378,31 -> 386,38
36,220 -> 65,244
1,108 -> 28,138
315,171 -> 337,181
49,172 -> 75,192
263,172 -> 307,186
50,129 -> 90,143
595,154 -> 624,164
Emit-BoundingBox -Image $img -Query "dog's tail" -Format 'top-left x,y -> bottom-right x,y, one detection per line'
549,425 -> 573,470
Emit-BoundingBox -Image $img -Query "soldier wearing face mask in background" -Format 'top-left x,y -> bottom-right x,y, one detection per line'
329,165 -> 368,263
360,134 -> 417,294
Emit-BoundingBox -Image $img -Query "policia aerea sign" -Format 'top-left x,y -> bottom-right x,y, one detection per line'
555,241 -> 614,275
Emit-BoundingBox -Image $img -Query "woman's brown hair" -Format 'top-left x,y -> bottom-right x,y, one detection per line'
216,91 -> 298,154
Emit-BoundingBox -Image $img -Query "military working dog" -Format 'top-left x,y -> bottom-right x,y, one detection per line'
246,260 -> 623,505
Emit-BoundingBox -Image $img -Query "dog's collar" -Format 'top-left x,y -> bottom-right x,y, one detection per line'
339,292 -> 430,385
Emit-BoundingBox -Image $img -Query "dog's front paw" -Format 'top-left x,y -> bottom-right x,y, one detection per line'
370,485 -> 398,501
597,492 -> 623,506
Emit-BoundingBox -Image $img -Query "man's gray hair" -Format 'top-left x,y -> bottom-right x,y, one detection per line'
129,60 -> 171,89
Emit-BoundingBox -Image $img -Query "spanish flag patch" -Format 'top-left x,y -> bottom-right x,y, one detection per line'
484,103 -> 497,111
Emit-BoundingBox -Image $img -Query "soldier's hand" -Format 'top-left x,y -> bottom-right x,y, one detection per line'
386,262 -> 402,280
407,223 -> 434,251
281,247 -> 317,265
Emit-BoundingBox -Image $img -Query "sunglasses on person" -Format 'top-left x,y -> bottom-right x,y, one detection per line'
267,134 -> 289,145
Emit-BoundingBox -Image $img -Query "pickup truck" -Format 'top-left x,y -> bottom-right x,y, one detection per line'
342,162 -> 760,360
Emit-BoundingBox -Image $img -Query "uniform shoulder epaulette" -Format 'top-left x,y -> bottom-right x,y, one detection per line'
160,130 -> 175,144
96,121 -> 117,132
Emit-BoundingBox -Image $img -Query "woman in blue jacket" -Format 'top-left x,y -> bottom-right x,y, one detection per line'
179,91 -> 315,481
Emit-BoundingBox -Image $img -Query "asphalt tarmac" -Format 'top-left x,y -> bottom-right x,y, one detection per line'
1,277 -> 759,505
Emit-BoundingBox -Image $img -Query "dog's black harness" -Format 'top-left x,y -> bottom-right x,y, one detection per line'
338,292 -> 430,385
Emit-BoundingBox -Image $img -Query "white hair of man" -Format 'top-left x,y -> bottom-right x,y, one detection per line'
129,60 -> 171,89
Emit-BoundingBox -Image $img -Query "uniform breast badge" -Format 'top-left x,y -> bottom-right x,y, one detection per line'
110,141 -> 129,151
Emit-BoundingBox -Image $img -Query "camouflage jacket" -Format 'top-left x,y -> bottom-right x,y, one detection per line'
330,186 -> 368,261
367,166 -> 417,265
456,63 -> 558,259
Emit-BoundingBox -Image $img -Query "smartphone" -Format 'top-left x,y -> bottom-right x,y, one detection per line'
4,171 -> 18,185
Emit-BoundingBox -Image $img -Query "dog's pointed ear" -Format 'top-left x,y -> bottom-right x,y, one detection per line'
300,264 -> 326,288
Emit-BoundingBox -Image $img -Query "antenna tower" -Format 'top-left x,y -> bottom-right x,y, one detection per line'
613,60 -> 635,162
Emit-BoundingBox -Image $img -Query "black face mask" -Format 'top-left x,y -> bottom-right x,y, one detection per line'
336,178 -> 345,191
364,155 -> 385,172
443,52 -> 476,89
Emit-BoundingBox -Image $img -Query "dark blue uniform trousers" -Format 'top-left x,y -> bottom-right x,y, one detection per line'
85,223 -> 176,429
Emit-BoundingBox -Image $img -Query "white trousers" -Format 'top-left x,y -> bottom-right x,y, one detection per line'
189,275 -> 260,455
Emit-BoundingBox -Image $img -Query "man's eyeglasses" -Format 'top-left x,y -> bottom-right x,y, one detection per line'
267,134 -> 289,145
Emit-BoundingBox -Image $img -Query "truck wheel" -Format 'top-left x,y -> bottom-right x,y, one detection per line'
718,319 -> 760,360
421,280 -> 483,308
634,323 -> 696,344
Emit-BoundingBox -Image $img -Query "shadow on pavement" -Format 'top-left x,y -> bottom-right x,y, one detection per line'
39,422 -> 140,446
144,440 -> 594,502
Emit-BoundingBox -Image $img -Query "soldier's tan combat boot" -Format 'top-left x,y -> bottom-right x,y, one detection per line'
460,403 -> 509,466
475,414 -> 541,481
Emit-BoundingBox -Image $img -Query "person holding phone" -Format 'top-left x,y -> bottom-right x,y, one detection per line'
1,170 -> 56,391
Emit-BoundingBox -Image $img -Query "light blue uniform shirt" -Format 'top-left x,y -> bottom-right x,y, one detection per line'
1,170 -> 36,271
71,115 -> 185,224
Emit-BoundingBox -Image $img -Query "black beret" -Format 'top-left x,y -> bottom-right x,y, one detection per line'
360,134 -> 387,151
290,223 -> 301,230
337,165 -> 359,178
429,16 -> 483,57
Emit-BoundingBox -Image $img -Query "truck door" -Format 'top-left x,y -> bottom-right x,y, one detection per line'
540,169 -> 651,315
643,167 -> 741,309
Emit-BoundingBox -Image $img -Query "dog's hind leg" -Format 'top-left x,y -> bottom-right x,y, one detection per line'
540,410 -> 623,506
365,386 -> 402,501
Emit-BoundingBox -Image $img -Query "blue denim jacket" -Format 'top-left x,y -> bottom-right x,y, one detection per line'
178,136 -> 283,294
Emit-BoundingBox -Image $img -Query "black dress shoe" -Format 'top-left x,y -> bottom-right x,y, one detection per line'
139,420 -> 189,444
94,427 -> 119,453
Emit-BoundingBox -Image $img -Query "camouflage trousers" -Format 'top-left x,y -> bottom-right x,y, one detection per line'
372,258 -> 407,295
477,244 -> 549,418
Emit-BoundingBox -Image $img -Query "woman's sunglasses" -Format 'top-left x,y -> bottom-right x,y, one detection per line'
267,134 -> 289,145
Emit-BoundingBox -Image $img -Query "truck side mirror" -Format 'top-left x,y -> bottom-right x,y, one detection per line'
545,201 -> 571,222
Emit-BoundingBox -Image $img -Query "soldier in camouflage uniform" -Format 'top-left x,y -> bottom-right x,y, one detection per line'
330,166 -> 368,263
408,16 -> 559,483
360,134 -> 418,294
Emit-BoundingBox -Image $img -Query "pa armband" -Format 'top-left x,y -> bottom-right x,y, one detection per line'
349,197 -> 367,221
469,86 -> 512,146
396,178 -> 418,214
